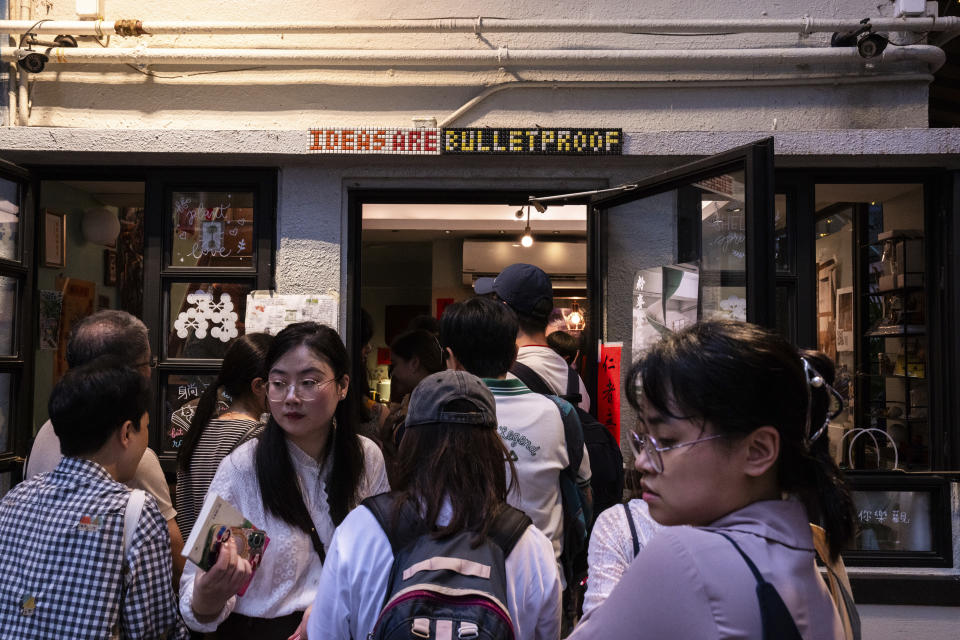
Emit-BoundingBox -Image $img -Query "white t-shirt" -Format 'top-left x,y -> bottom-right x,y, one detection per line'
307,500 -> 561,640
178,435 -> 390,632
511,345 -> 591,412
484,377 -> 591,580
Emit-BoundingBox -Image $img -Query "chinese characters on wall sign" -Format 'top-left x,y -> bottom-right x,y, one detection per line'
308,127 -> 623,155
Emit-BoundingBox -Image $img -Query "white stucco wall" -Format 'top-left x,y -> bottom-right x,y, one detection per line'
2,0 -> 936,130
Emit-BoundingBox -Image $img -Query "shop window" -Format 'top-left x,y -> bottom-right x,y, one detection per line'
154,172 -> 274,463
813,184 -> 929,471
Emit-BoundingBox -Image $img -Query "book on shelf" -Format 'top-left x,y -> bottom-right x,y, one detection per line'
182,493 -> 269,596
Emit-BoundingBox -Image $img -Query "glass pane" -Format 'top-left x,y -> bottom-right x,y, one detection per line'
171,191 -> 254,267
0,472 -> 10,498
851,490 -> 932,552
0,372 -> 10,452
696,171 -> 747,321
0,277 -> 16,355
163,373 -> 224,451
167,282 -> 251,359
814,184 -> 927,470
0,178 -> 19,261
774,193 -> 789,272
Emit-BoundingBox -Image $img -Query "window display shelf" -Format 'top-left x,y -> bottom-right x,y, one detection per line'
865,325 -> 925,337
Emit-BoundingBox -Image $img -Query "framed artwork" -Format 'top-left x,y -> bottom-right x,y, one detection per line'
43,209 -> 66,268
103,248 -> 118,286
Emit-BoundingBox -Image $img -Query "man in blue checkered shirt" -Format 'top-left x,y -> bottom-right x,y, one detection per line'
0,359 -> 189,639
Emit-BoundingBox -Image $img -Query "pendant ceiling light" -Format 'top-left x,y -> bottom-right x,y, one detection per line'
520,206 -> 534,248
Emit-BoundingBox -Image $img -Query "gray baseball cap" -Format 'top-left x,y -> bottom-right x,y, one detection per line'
405,370 -> 497,430
473,277 -> 496,296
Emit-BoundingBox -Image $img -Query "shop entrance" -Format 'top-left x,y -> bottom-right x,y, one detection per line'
355,196 -> 589,412
348,139 -> 777,433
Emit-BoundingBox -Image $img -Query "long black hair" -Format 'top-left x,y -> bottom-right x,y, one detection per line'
255,322 -> 365,529
177,333 -> 273,473
393,401 -> 518,543
626,320 -> 855,560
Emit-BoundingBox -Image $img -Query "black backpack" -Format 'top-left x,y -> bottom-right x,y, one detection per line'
363,492 -> 532,640
509,362 -> 625,524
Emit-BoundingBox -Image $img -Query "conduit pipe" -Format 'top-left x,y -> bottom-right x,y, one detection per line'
438,73 -> 937,127
2,44 -> 946,72
1,17 -> 959,36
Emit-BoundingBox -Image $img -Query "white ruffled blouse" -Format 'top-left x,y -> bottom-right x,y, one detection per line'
582,499 -> 662,617
178,434 -> 390,632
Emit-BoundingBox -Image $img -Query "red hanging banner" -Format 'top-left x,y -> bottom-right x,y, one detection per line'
597,343 -> 622,443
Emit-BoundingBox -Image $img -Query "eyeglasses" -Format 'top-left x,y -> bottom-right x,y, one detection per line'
135,356 -> 158,369
266,377 -> 337,402
629,431 -> 726,473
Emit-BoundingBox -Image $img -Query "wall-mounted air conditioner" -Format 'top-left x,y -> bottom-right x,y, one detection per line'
461,240 -> 586,287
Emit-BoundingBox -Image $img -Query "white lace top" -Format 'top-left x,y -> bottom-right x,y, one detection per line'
582,499 -> 662,617
179,434 -> 390,632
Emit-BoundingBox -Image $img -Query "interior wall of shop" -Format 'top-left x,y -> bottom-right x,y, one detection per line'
32,182 -> 119,430
20,0 -> 931,130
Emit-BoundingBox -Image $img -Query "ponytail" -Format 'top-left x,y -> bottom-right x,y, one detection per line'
177,375 -> 222,473
786,351 -> 856,560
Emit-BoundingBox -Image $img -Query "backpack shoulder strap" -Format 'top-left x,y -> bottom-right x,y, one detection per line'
545,395 -> 584,476
717,532 -> 765,584
623,502 -> 640,558
487,506 -> 533,558
123,489 -> 146,565
362,492 -> 425,555
565,367 -> 583,405
509,361 -> 554,396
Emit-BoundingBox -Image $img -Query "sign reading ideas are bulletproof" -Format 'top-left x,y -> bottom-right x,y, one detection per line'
308,127 -> 623,155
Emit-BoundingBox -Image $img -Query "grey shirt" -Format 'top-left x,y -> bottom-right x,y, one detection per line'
571,500 -> 844,640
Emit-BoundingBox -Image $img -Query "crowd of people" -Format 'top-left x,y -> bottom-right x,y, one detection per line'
0,262 -> 858,640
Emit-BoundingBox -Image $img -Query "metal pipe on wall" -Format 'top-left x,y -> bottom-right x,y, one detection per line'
0,44 -> 945,72
0,17 -> 957,36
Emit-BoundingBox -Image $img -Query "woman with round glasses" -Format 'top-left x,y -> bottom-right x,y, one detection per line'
571,320 -> 854,639
179,322 -> 390,639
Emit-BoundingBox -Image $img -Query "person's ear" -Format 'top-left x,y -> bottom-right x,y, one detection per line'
409,356 -> 421,373
742,426 -> 780,477
444,347 -> 464,371
337,373 -> 350,401
511,343 -> 519,366
250,376 -> 267,399
118,419 -> 136,449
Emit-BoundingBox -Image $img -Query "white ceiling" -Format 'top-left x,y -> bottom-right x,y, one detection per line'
363,203 -> 587,240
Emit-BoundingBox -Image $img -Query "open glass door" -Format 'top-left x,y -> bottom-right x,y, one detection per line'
585,139 -> 775,440
0,158 -> 36,495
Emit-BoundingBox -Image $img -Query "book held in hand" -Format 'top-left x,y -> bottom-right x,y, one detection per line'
182,493 -> 269,596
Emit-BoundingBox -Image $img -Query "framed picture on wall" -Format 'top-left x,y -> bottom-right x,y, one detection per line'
103,248 -> 118,286
43,209 -> 66,268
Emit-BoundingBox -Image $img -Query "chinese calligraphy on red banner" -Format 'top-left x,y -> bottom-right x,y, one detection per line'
597,343 -> 622,443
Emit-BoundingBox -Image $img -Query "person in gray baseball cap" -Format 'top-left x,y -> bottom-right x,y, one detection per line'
306,369 -> 562,638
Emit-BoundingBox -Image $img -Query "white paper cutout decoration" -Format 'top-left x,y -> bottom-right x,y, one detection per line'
174,290 -> 239,343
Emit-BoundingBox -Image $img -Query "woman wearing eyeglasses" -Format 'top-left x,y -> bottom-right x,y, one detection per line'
179,322 -> 390,640
571,320 -> 855,640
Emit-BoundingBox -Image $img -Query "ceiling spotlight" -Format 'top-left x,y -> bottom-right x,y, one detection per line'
514,209 -> 526,219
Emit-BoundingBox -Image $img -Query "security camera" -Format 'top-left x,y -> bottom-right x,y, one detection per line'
857,33 -> 888,59
15,50 -> 47,74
